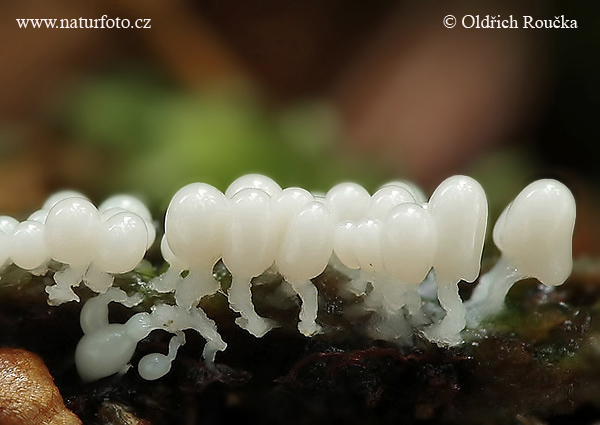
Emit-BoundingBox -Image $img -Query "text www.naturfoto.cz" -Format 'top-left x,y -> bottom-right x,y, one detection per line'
16,15 -> 151,29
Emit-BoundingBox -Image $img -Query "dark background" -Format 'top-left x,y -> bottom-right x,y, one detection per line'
1,0 -> 599,254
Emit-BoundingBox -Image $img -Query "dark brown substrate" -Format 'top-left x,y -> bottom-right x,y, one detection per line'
0,262 -> 599,425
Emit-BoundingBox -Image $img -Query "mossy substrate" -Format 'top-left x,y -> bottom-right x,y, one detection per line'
0,261 -> 599,425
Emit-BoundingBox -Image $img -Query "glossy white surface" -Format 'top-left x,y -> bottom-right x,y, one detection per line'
493,179 -> 575,286
429,175 -> 488,284
225,174 -> 282,198
382,202 -> 436,285
325,182 -> 370,222
165,183 -> 228,270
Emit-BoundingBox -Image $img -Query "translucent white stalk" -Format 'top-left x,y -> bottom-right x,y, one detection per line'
423,176 -> 488,346
365,275 -> 415,343
79,287 -> 142,334
136,303 -> 229,380
82,265 -> 114,294
150,304 -> 227,363
48,263 -> 88,305
288,279 -> 320,336
175,269 -> 221,310
228,275 -> 275,337
465,257 -> 523,326
150,236 -> 184,293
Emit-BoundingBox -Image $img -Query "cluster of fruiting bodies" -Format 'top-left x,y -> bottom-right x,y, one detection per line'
0,175 -> 575,382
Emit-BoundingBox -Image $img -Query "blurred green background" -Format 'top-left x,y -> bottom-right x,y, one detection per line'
1,0 -> 599,255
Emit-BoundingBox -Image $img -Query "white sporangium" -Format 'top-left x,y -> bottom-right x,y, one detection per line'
0,174 -> 576,382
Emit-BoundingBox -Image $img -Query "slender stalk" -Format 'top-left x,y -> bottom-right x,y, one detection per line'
289,279 -> 322,336
228,274 -> 274,337
422,279 -> 465,346
465,257 -> 524,327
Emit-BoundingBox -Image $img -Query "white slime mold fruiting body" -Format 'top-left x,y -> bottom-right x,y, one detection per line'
45,198 -> 101,304
225,174 -> 282,199
354,218 -> 384,277
138,332 -> 186,381
423,176 -> 488,346
99,195 -> 156,249
325,182 -> 370,223
333,221 -> 360,271
277,201 -> 334,336
272,187 -> 314,247
382,203 -> 436,286
42,190 -> 89,211
0,174 -> 577,382
19,191 -> 88,273
466,179 -> 576,326
76,323 -> 142,382
330,183 -> 413,296
223,188 -> 278,337
164,183 -> 229,309
380,181 -> 426,204
75,288 -> 226,382
43,196 -> 152,304
10,221 -> 50,273
85,209 -> 150,292
75,288 -> 146,382
359,185 -> 418,298
0,216 -> 18,268
147,303 -> 226,364
369,185 -> 416,221
379,203 -> 436,318
363,201 -> 435,342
